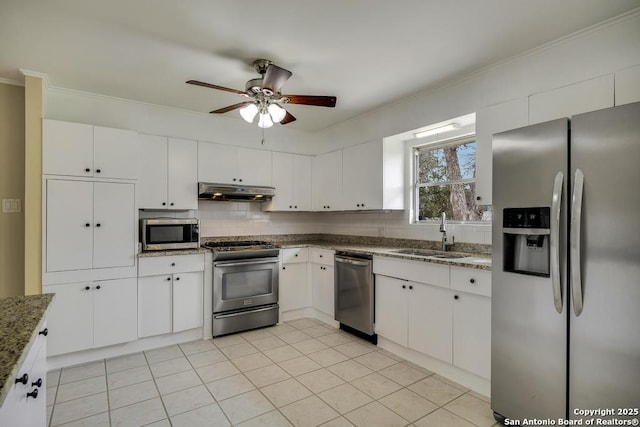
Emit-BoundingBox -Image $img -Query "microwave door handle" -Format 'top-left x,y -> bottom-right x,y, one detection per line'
570,169 -> 585,317
550,171 -> 564,314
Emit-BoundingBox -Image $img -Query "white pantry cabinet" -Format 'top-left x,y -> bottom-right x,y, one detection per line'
474,98 -> 529,206
312,150 -> 343,211
45,180 -> 135,273
45,278 -> 137,356
43,119 -> 138,179
0,321 -> 47,427
264,152 -> 312,211
138,135 -> 198,210
198,141 -> 272,186
280,248 -> 309,313
138,254 -> 205,338
310,248 -> 335,316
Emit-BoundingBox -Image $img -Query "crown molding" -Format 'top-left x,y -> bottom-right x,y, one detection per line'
0,77 -> 24,87
20,69 -> 50,89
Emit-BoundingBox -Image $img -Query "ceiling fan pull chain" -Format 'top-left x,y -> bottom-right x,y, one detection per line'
261,126 -> 265,145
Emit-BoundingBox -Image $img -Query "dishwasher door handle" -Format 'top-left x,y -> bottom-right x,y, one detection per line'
335,257 -> 371,267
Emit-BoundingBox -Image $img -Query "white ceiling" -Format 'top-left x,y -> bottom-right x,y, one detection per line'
1,0 -> 638,131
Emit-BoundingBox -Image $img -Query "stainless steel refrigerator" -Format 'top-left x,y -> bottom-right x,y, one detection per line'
491,101 -> 640,422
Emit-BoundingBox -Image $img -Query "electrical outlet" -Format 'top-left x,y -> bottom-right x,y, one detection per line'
2,199 -> 21,213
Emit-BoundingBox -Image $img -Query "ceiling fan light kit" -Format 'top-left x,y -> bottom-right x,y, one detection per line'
187,58 -> 337,128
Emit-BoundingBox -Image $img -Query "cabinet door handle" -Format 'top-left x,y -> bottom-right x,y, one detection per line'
85,168 -> 91,173
95,285 -> 101,290
402,285 -> 406,289
171,263 -> 176,267
26,389 -> 38,399
476,196 -> 482,201
289,205 -> 293,209
167,277 -> 171,281
469,278 -> 476,284
233,178 -> 237,182
282,266 -> 286,270
84,286 -> 90,290
32,378 -> 42,388
39,328 -> 48,336
170,202 -> 174,206
239,178 -> 243,182
294,254 -> 298,257
95,169 -> 101,174
85,223 -> 91,227
162,202 -> 166,206
15,373 -> 28,385
454,295 -> 459,300
95,223 -> 101,228
409,285 -> 413,290
294,206 -> 297,209
175,277 -> 180,281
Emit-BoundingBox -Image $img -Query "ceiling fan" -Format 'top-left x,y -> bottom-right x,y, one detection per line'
187,59 -> 337,128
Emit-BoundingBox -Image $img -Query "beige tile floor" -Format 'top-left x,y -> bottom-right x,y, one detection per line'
46,318 -> 499,427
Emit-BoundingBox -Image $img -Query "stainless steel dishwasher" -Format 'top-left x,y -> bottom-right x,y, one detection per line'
334,251 -> 377,343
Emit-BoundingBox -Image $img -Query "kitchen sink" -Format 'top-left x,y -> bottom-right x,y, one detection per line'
429,254 -> 468,259
390,249 -> 441,257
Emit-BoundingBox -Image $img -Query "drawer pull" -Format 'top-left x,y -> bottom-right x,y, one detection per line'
26,389 -> 38,399
167,277 -> 171,281
470,278 -> 476,284
32,378 -> 42,388
15,373 -> 28,385
454,295 -> 460,300
171,263 -> 176,267
39,328 -> 48,336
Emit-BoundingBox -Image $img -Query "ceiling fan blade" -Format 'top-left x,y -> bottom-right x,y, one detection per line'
280,111 -> 297,125
262,64 -> 292,93
282,95 -> 337,108
210,102 -> 251,114
186,80 -> 246,95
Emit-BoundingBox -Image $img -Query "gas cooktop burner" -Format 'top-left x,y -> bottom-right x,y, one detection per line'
203,240 -> 280,260
203,240 -> 277,250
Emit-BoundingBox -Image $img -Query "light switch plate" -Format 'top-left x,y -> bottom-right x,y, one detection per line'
2,199 -> 21,213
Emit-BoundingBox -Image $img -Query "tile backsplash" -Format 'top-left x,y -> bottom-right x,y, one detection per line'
140,202 -> 492,245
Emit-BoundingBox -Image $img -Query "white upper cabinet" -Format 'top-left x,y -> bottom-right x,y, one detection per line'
528,74 -> 614,124
342,140 -> 384,210
198,141 -> 272,186
43,119 -> 138,179
138,135 -> 197,210
475,98 -> 529,206
312,150 -> 343,211
46,179 -> 135,273
265,152 -> 312,211
615,64 -> 640,106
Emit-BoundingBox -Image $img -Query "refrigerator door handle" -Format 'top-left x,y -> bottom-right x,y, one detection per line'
570,169 -> 585,316
550,171 -> 564,313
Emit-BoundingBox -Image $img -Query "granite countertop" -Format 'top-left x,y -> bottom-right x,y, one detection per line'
137,247 -> 211,257
0,293 -> 55,407
279,242 -> 492,270
137,238 -> 491,269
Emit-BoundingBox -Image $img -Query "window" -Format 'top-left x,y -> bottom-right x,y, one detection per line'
414,135 -> 487,222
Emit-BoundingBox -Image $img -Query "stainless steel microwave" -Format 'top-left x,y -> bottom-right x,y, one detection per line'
140,218 -> 200,251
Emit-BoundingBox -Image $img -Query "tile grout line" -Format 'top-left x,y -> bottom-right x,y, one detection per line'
143,348 -> 174,426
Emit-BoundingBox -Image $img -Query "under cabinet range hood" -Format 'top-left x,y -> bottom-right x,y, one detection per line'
198,182 -> 275,202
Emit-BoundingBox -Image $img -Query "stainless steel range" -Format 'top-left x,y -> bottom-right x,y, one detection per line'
203,241 -> 280,337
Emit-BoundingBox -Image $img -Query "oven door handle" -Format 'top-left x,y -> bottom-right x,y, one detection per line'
214,259 -> 278,267
214,305 -> 278,319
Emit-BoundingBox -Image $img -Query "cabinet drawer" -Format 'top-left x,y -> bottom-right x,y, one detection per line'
373,256 -> 450,288
309,248 -> 334,266
450,266 -> 491,297
281,247 -> 308,264
139,254 -> 205,277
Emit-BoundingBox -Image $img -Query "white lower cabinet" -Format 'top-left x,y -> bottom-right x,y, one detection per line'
45,278 -> 137,356
374,256 -> 492,379
452,291 -> 491,379
0,322 -> 47,427
138,255 -> 204,338
280,262 -> 308,312
309,248 -> 335,316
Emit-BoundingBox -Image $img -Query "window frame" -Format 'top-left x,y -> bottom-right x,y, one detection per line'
412,133 -> 481,224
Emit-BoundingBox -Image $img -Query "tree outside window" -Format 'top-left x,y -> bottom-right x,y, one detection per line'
414,135 -> 487,222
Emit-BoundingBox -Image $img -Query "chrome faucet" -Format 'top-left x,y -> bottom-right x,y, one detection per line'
440,212 -> 454,251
